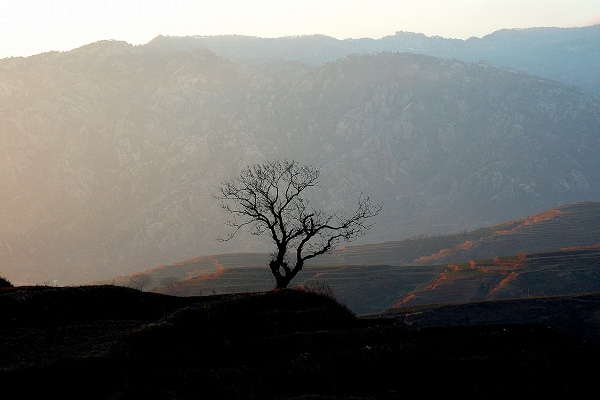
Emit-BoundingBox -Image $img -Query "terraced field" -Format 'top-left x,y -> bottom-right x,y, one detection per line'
115,202 -> 600,315
323,201 -> 600,266
392,246 -> 600,309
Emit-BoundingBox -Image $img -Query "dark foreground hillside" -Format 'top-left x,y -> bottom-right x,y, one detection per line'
1,285 -> 599,399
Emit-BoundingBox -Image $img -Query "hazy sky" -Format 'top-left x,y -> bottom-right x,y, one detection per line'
2,0 -> 600,59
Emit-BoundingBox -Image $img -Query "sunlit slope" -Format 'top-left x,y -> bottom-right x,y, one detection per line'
392,246 -> 600,308
322,201 -> 600,266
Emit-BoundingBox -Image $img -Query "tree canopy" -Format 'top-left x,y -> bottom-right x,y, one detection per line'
215,159 -> 382,289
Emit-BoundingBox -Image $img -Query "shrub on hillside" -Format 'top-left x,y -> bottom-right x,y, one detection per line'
294,280 -> 355,317
295,281 -> 336,300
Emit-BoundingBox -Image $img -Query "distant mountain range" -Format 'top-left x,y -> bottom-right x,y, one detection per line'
113,202 -> 600,315
1,26 -> 600,286
147,25 -> 600,94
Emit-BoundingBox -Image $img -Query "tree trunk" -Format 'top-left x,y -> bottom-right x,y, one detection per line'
270,260 -> 301,289
274,274 -> 292,289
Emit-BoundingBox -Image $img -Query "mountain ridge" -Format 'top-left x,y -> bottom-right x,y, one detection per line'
145,24 -> 600,93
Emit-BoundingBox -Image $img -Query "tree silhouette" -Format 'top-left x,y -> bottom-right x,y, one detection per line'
215,159 -> 382,289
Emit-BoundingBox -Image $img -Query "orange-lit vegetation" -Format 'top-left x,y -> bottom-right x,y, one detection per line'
495,208 -> 565,235
414,240 -> 473,263
490,271 -> 519,294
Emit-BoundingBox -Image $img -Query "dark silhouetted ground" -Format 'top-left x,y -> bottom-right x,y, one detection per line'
1,285 -> 598,399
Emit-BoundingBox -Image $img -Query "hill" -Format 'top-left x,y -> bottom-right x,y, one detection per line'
113,202 -> 600,315
1,284 -> 598,399
2,36 -> 600,286
381,292 -> 600,346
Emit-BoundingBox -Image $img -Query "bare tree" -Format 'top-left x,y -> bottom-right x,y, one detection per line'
128,273 -> 153,291
215,159 -> 382,289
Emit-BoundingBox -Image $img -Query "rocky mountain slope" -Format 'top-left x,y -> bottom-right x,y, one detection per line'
1,36 -> 600,286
